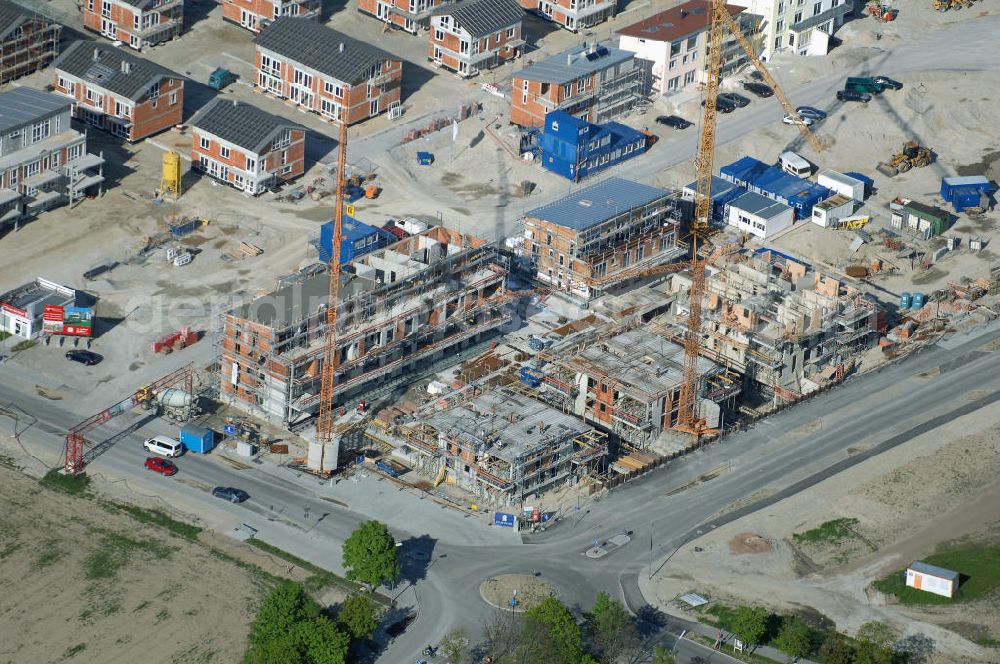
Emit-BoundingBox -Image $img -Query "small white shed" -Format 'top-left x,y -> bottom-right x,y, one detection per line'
818,170 -> 866,201
906,561 -> 959,598
726,191 -> 794,239
811,194 -> 856,228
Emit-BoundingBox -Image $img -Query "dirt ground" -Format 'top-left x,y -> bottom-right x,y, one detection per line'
0,463 -> 304,664
640,384 -> 1000,664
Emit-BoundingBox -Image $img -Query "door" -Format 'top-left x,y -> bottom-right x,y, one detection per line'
370,99 -> 379,116
101,17 -> 116,38
240,9 -> 257,30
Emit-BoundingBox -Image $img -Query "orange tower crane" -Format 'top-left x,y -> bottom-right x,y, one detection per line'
317,119 -> 348,444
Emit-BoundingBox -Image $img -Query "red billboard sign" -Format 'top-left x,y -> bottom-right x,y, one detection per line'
43,304 -> 93,337
1,302 -> 28,318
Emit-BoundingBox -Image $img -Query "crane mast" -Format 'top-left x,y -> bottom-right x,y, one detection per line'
317,119 -> 348,444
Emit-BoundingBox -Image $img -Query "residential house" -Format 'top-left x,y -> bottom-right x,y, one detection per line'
428,0 -> 524,78
0,0 -> 62,84
617,0 -> 760,95
357,0 -> 449,34
741,0 -> 851,56
52,42 -> 183,142
255,18 -> 402,124
82,0 -> 183,51
520,0 -> 616,32
222,0 -> 320,34
511,41 -> 645,128
0,87 -> 104,228
190,98 -> 306,195
521,177 -> 687,300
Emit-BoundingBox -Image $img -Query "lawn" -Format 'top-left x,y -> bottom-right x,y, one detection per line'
873,542 -> 1000,604
792,518 -> 860,545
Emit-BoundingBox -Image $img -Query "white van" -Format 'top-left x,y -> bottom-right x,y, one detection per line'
779,151 -> 813,177
143,435 -> 183,457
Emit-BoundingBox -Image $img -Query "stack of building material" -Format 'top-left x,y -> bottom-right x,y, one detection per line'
610,450 -> 660,475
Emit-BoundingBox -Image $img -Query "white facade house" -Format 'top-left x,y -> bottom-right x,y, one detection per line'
811,194 -> 855,227
742,0 -> 852,57
726,191 -> 793,239
906,562 -> 959,598
818,170 -> 865,201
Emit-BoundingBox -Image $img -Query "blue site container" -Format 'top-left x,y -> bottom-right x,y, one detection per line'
318,216 -> 394,264
180,423 -> 215,454
900,292 -> 911,309
911,292 -> 926,309
518,366 -> 544,388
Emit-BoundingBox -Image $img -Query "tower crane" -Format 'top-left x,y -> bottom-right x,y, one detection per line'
316,119 -> 348,447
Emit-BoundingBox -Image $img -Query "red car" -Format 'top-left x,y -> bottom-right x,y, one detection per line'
145,457 -> 177,476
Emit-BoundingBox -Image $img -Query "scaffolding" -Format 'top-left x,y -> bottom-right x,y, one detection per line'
0,13 -> 61,85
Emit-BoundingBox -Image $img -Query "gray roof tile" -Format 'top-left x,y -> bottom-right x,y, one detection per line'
255,18 -> 397,86
189,98 -> 305,153
53,40 -> 180,101
516,41 -> 634,84
0,87 -> 71,133
433,0 -> 524,39
525,177 -> 669,231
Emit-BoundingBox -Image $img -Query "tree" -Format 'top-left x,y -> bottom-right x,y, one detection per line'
341,520 -> 400,589
521,596 -> 584,664
482,607 -> 520,662
439,628 -> 468,664
247,581 -> 319,653
817,632 -> 852,664
245,581 -> 349,664
774,616 -> 812,663
733,605 -> 770,651
291,617 -> 350,664
853,621 -> 895,664
585,592 -> 638,664
652,645 -> 676,664
336,593 -> 379,640
578,655 -> 600,664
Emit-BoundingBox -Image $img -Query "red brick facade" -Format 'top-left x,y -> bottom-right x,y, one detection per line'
254,47 -> 402,125
511,72 -> 599,128
428,13 -> 522,77
191,125 -> 306,195
82,0 -> 182,50
519,0 -> 615,32
356,0 -> 444,34
221,0 -> 319,33
53,69 -> 183,142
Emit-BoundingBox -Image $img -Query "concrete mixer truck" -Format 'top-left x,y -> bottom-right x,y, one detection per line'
135,386 -> 199,421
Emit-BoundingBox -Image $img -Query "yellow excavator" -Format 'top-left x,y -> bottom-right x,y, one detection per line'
877,140 -> 932,176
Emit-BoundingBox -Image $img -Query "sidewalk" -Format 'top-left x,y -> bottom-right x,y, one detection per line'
681,619 -> 818,664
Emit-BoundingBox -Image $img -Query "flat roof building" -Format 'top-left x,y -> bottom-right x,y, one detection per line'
0,278 -> 76,338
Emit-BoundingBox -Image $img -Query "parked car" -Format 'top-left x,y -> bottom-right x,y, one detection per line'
655,115 -> 692,129
741,81 -> 773,98
837,89 -> 872,103
212,486 -> 249,503
795,106 -> 828,120
719,92 -> 751,108
874,75 -> 903,90
145,457 -> 178,476
66,350 -> 102,365
703,96 -> 737,113
782,114 -> 815,126
748,70 -> 764,82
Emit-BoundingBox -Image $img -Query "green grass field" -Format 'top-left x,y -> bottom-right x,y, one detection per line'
874,542 -> 1000,604
792,518 -> 860,545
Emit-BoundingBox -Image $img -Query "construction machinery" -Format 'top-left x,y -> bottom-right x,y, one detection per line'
877,141 -> 932,177
934,0 -> 975,10
867,0 -> 897,20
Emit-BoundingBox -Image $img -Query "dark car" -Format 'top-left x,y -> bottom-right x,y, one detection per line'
748,70 -> 764,82
66,350 -> 102,365
703,97 -> 737,113
212,486 -> 249,503
719,92 -> 751,108
145,457 -> 178,476
837,89 -> 872,103
796,106 -> 828,120
741,81 -> 773,98
874,75 -> 902,90
655,115 -> 692,129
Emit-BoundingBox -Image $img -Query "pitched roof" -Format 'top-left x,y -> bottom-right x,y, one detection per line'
516,42 -> 634,85
53,40 -> 180,101
525,177 -> 669,231
0,87 -> 71,133
255,18 -> 397,86
617,0 -> 745,41
433,0 -> 524,39
0,0 -> 55,40
189,98 -> 306,153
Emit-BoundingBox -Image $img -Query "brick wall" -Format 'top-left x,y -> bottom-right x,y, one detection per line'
54,71 -> 183,141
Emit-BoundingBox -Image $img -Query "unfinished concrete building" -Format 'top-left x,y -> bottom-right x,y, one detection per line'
669,249 -> 880,403
533,325 -> 739,450
219,227 -> 509,425
396,386 -> 607,503
0,0 -> 61,85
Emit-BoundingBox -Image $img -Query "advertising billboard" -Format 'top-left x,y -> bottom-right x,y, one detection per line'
494,512 -> 516,528
43,305 -> 94,337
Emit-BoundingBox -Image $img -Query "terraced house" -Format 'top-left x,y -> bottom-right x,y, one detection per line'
0,0 -> 62,85
222,0 -> 320,34
82,0 -> 183,50
357,0 -> 447,35
428,0 -> 524,78
254,17 -> 402,125
190,98 -> 306,195
519,0 -> 615,32
52,42 -> 183,142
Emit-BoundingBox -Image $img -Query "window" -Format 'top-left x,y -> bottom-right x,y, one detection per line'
435,28 -> 443,40
30,120 -> 49,143
506,27 -> 515,38
324,80 -> 334,94
68,143 -> 83,161
669,59 -> 676,70
169,92 -> 177,105
684,70 -> 696,85
814,1 -> 822,14
130,35 -> 140,49
670,40 -> 681,56
58,77 -> 74,94
562,82 -> 571,97
776,19 -> 784,31
668,76 -> 680,91
440,16 -> 449,27
293,69 -> 312,87
459,40 -> 469,54
686,35 -> 697,51
272,129 -> 291,150
133,14 -> 140,29
246,156 -> 256,172
147,82 -> 159,99
794,11 -> 802,22
774,36 -> 782,49
281,164 -> 293,175
8,168 -> 16,188
200,136 -> 210,150
682,54 -> 688,65
51,152 -> 59,168
87,0 -> 93,10
220,145 -> 230,159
